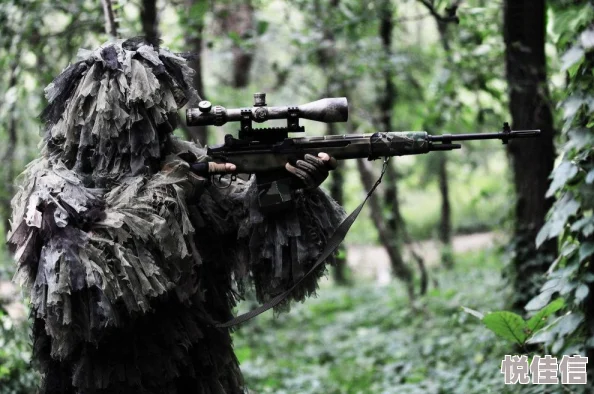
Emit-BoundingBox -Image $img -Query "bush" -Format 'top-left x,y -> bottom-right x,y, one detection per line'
0,309 -> 38,394
233,248 -> 534,393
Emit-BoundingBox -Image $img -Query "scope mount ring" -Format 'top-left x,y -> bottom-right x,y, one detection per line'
287,106 -> 300,132
239,109 -> 253,139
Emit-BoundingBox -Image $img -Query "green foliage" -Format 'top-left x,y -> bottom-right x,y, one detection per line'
0,310 -> 38,394
524,0 -> 594,363
472,2 -> 594,379
342,150 -> 510,243
464,299 -> 565,348
483,312 -> 529,345
233,249 -> 534,393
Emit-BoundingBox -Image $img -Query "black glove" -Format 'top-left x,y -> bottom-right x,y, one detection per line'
285,153 -> 338,189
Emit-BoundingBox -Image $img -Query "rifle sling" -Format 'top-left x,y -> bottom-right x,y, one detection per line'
216,157 -> 391,329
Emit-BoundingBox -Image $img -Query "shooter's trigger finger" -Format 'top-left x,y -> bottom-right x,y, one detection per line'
317,152 -> 338,170
208,162 -> 237,174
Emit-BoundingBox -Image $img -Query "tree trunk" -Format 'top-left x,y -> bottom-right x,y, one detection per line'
432,12 -> 454,268
503,0 -> 557,310
438,154 -> 453,268
311,0 -> 349,285
327,122 -> 349,285
384,164 -> 400,245
1,58 -> 19,236
184,0 -> 208,145
378,0 -> 410,280
100,0 -> 119,38
349,116 -> 414,298
357,159 -> 415,300
216,1 -> 255,88
141,0 -> 159,46
380,0 -> 399,238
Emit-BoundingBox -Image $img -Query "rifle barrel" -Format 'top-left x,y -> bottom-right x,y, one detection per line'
428,129 -> 540,143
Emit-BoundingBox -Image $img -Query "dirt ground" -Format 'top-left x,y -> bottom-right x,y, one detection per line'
346,231 -> 503,285
0,232 -> 502,321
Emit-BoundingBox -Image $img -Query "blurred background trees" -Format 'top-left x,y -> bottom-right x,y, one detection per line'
1,0 -> 593,392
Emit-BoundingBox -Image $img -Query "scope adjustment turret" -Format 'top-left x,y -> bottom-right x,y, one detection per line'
198,101 -> 212,113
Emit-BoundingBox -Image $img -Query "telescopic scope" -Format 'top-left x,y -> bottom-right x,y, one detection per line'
186,93 -> 349,127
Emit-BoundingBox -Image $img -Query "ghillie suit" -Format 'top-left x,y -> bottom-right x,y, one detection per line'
8,38 -> 344,394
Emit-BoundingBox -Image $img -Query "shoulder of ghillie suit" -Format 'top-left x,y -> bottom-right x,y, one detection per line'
41,37 -> 199,188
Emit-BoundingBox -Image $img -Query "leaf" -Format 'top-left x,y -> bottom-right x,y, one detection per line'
461,306 -> 484,320
257,21 -> 269,36
584,221 -> 594,237
562,96 -> 586,120
570,216 -> 594,234
584,273 -> 594,283
566,127 -> 594,151
536,221 -> 552,248
560,280 -> 578,296
574,284 -> 589,303
579,183 -> 594,210
526,298 -> 565,335
466,7 -> 486,15
561,242 -> 578,257
482,311 -> 527,345
527,328 -> 554,345
472,44 -> 491,56
546,161 -> 578,197
579,242 -> 594,262
586,169 -> 594,184
546,194 -> 581,239
189,1 -> 208,21
228,31 -> 242,45
561,45 -> 585,72
552,313 -> 584,337
580,29 -> 594,49
526,289 -> 555,311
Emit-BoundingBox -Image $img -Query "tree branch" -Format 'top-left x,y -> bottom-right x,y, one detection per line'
1,42 -> 21,235
357,158 -> 415,300
417,0 -> 460,24
141,0 -> 160,46
100,0 -> 120,38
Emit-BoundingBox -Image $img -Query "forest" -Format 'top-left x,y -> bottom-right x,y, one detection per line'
0,0 -> 593,393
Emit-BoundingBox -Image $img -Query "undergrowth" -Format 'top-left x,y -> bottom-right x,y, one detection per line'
233,248 -> 567,394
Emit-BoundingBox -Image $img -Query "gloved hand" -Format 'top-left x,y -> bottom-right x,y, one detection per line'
285,153 -> 338,190
188,152 -> 338,190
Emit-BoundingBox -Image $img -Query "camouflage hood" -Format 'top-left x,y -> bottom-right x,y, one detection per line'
41,38 -> 198,187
